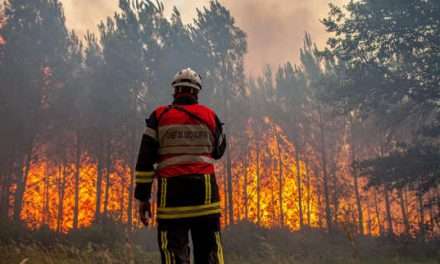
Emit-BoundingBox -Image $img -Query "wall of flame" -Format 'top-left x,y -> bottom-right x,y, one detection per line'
15,117 -> 437,236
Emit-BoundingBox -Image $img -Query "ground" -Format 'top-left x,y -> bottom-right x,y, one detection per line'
0,220 -> 438,264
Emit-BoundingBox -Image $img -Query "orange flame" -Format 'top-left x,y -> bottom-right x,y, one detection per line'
16,117 -> 438,236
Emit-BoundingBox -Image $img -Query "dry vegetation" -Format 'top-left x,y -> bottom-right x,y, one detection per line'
1,219 -> 438,264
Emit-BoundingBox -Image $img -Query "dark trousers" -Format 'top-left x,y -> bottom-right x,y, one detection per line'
157,215 -> 224,264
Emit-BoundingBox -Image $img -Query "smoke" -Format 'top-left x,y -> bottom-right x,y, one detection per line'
61,0 -> 346,74
221,0 -> 347,74
62,0 -> 119,34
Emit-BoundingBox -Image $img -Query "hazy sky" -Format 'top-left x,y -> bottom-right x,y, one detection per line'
62,0 -> 346,75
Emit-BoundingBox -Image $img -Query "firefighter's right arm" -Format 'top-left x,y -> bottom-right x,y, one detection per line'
134,112 -> 159,202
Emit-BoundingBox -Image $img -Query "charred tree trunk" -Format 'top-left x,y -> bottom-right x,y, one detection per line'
223,162 -> 228,225
103,146 -> 112,218
43,165 -> 50,225
226,141 -> 234,225
256,142 -> 261,226
305,159 -> 311,226
57,163 -> 67,233
317,175 -> 323,228
374,189 -> 383,236
318,104 -> 332,232
354,185 -> 363,234
295,146 -> 304,229
73,134 -> 81,230
331,170 -> 339,225
384,186 -> 394,236
350,133 -> 364,235
95,142 -> 104,223
127,125 -> 139,227
398,187 -> 410,236
366,205 -> 372,236
417,188 -> 425,240
244,157 -> 249,220
276,136 -> 284,226
127,166 -> 135,226
429,192 -> 435,233
0,157 -> 13,219
13,148 -> 32,222
270,159 -> 276,225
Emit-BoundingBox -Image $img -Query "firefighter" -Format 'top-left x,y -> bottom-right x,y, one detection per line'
134,68 -> 227,264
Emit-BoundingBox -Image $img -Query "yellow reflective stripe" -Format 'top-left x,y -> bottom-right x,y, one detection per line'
158,202 -> 220,212
135,171 -> 154,184
215,232 -> 224,264
136,178 -> 153,184
160,179 -> 167,208
204,174 -> 211,204
161,231 -> 171,264
144,127 -> 157,140
157,208 -> 222,219
136,171 -> 154,178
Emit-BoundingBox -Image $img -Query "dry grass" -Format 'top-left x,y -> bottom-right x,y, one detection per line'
0,219 -> 438,264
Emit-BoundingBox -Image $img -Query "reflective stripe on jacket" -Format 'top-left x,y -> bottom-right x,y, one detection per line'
155,104 -> 217,178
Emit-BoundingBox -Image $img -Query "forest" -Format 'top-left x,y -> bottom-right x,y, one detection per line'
0,0 -> 439,263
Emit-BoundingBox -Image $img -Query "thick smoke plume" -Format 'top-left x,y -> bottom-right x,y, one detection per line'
62,0 -> 346,74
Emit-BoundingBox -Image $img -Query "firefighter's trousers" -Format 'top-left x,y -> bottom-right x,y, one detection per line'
157,214 -> 224,264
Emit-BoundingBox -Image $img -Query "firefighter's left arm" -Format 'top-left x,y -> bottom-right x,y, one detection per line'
212,115 -> 227,160
134,113 -> 159,202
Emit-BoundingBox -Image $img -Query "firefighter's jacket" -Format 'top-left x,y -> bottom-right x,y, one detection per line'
134,96 -> 226,220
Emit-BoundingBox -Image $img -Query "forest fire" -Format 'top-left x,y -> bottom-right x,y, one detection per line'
1,0 -> 440,262
17,118 -> 317,232
16,116 -> 435,237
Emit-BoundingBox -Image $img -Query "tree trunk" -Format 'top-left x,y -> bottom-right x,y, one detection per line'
270,159 -> 276,225
276,136 -> 284,227
226,141 -> 234,225
244,157 -> 249,220
305,159 -> 311,226
317,177 -> 323,228
366,205 -> 372,236
103,145 -> 112,218
374,189 -> 383,236
349,116 -> 364,235
43,165 -> 50,225
57,163 -> 67,233
398,188 -> 410,236
73,134 -> 81,230
127,166 -> 135,226
428,192 -> 435,233
0,158 -> 13,219
13,148 -> 32,222
318,104 -> 332,232
332,170 -> 339,225
295,146 -> 304,229
256,142 -> 261,226
223,161 -> 228,225
384,186 -> 394,236
417,189 -> 425,240
95,148 -> 104,223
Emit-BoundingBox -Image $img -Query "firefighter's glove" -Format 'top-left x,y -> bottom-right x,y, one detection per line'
138,201 -> 151,227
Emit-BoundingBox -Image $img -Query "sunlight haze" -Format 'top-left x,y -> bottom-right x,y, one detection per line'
62,0 -> 347,74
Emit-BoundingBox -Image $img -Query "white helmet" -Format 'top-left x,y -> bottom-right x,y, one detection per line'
172,68 -> 202,91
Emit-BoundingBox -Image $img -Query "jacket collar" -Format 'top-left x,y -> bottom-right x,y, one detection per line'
173,96 -> 198,105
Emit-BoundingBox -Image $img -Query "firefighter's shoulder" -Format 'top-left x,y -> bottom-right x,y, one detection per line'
191,103 -> 216,115
152,105 -> 169,117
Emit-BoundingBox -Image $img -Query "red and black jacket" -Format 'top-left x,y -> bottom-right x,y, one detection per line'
134,96 -> 226,219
